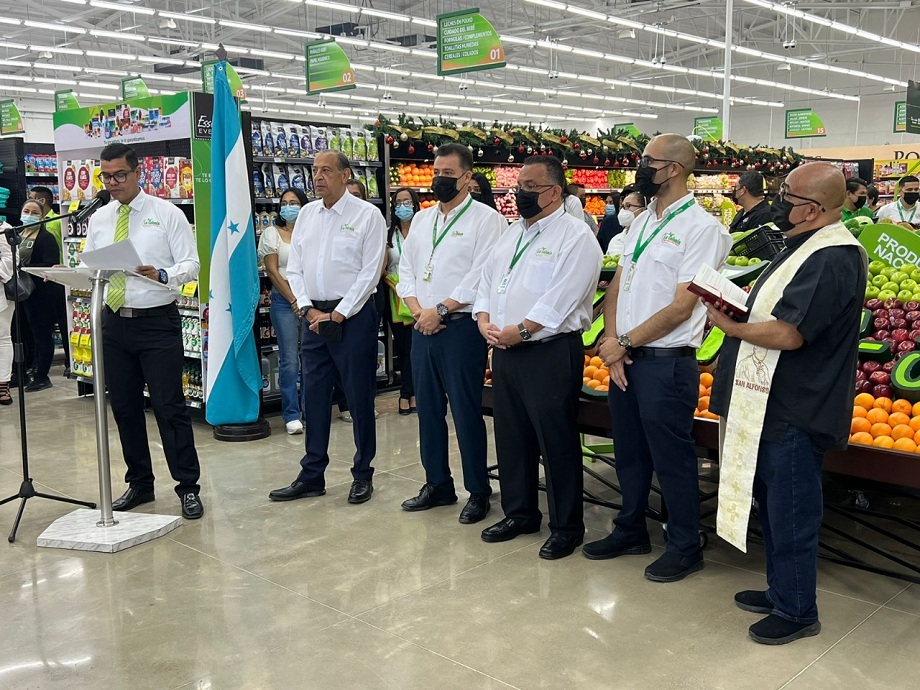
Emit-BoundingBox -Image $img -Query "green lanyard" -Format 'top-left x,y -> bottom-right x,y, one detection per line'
898,202 -> 917,223
632,198 -> 695,263
394,230 -> 404,255
431,196 -> 473,253
508,227 -> 543,273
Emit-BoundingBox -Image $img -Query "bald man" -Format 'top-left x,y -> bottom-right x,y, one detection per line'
707,162 -> 866,644
584,134 -> 732,582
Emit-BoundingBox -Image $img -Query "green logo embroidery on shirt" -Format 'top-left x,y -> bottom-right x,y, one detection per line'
340,223 -> 355,233
142,218 -> 161,228
662,232 -> 681,247
451,230 -> 464,237
535,247 -> 553,257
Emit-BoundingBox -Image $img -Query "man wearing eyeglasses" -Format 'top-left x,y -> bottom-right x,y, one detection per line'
706,162 -> 865,644
83,142 -> 203,519
584,134 -> 731,581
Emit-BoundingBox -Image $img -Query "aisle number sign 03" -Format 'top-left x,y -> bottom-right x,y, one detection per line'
54,90 -> 80,112
785,108 -> 826,139
437,8 -> 505,76
693,117 -> 723,142
895,101 -> 907,134
121,76 -> 150,100
858,224 -> 920,269
0,100 -> 24,135
304,41 -> 356,95
201,61 -> 246,101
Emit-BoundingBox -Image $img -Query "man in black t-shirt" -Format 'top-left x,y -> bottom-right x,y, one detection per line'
706,162 -> 866,646
728,171 -> 772,235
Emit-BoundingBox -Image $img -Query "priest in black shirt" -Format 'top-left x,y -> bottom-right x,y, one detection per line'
728,171 -> 772,235
706,162 -> 866,646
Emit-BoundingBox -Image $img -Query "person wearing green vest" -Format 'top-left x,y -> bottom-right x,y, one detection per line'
28,186 -> 69,374
841,177 -> 875,223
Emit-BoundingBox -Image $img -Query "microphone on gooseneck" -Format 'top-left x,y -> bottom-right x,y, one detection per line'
74,190 -> 112,224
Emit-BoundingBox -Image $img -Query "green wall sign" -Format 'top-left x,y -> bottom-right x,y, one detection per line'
895,101 -> 907,134
858,223 -> 920,269
0,99 -> 24,135
613,123 -> 641,137
121,76 -> 150,100
908,80 -> 920,135
304,40 -> 356,95
693,117 -> 723,142
54,90 -> 80,112
785,108 -> 826,139
437,8 -> 505,76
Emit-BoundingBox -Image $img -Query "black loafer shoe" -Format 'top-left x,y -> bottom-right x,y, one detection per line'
111,487 -> 155,512
582,531 -> 652,560
539,533 -> 584,560
749,614 -> 821,645
348,479 -> 373,504
481,517 -> 541,543
401,484 -> 458,512
644,551 -> 704,583
458,493 -> 491,524
25,377 -> 52,392
269,481 -> 326,502
181,493 -> 204,520
735,590 -> 773,614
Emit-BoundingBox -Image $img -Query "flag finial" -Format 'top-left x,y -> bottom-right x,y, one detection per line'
216,43 -> 228,61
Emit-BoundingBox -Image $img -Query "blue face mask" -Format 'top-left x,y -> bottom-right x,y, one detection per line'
279,205 -> 300,223
605,204 -> 617,216
21,214 -> 40,225
395,205 -> 414,222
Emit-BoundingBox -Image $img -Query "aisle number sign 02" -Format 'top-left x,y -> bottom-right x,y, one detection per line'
693,117 -> 723,142
0,99 -> 24,135
304,41 -> 356,95
785,108 -> 826,139
437,8 -> 505,76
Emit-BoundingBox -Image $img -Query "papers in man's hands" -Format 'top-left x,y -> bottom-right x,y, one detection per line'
79,237 -> 143,270
688,264 -> 749,319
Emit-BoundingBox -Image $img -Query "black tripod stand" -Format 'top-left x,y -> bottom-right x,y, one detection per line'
1,220 -> 95,543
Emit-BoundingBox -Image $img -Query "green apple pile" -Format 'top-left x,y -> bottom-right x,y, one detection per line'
603,254 -> 619,270
725,256 -> 763,267
865,260 -> 920,303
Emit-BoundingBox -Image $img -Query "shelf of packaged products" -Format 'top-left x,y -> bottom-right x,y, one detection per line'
142,389 -> 203,408
253,195 -> 384,205
691,188 -> 733,194
262,343 -> 279,353
66,197 -> 195,206
67,373 -> 94,384
183,350 -> 201,359
252,155 -> 382,168
178,308 -> 200,318
25,172 -> 58,178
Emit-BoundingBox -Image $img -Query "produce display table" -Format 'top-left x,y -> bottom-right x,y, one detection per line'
481,386 -> 920,583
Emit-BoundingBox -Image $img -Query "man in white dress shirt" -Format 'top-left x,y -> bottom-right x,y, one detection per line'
583,134 -> 731,581
269,151 -> 386,505
84,143 -> 203,519
397,143 -> 503,524
475,155 -> 602,559
876,175 -> 919,227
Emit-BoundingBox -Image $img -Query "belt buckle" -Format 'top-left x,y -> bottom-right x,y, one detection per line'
120,307 -> 134,318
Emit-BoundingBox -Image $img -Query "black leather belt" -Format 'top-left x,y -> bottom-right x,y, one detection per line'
107,303 -> 176,318
313,299 -> 342,312
518,331 -> 582,347
444,312 -> 470,322
630,346 -> 696,358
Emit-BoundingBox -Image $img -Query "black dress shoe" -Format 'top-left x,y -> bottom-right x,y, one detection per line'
458,493 -> 491,524
269,481 -> 326,502
481,517 -> 541,543
749,614 -> 821,645
348,479 -> 373,504
582,531 -> 652,560
735,590 -> 773,614
401,483 -> 458,512
644,551 -> 704,583
182,493 -> 204,520
398,398 -> 412,416
539,533 -> 584,560
111,487 -> 155,512
25,376 -> 52,392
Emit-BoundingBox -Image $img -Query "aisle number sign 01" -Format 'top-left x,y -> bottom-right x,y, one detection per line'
895,101 -> 907,134
54,90 -> 80,112
121,76 -> 150,100
437,8 -> 505,76
304,41 -> 356,95
858,224 -> 920,269
693,117 -> 724,142
0,99 -> 24,135
785,108 -> 826,139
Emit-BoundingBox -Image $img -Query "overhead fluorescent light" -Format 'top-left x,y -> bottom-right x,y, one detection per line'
91,30 -> 145,41
158,11 -> 215,25
221,20 -> 271,32
90,1 -> 154,14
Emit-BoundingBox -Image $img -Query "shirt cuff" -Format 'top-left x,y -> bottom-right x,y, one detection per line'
526,302 -> 565,331
449,286 -> 477,306
472,297 -> 490,317
396,282 -> 415,299
337,298 -> 356,319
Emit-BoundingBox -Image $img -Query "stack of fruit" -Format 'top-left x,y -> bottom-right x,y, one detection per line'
583,355 -> 610,392
390,163 -> 434,188
494,166 -> 520,188
694,372 -> 718,420
419,193 -> 437,210
607,169 -> 634,189
865,261 -> 920,303
856,358 -> 897,398
850,393 -> 920,452
496,191 -> 518,218
584,196 -> 606,216
602,254 -> 619,271
862,298 -> 920,356
473,167 -> 497,186
571,169 -> 610,189
688,173 -> 736,190
725,256 -> 764,268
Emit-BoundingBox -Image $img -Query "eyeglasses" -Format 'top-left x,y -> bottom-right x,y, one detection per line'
512,183 -> 555,194
623,203 -> 645,211
279,200 -> 301,207
778,187 -> 826,212
639,155 -> 683,169
394,200 -> 414,208
100,170 -> 134,183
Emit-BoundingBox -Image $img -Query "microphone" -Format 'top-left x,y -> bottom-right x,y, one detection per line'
74,190 -> 112,224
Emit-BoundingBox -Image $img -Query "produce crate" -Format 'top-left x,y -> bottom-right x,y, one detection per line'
732,224 -> 785,261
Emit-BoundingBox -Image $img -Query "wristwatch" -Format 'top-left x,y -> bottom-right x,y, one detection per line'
617,333 -> 632,350
157,268 -> 168,284
518,323 -> 532,341
299,306 -> 311,319
435,302 -> 450,320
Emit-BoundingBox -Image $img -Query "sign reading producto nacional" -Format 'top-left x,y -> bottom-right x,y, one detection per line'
858,224 -> 920,269
437,8 -> 505,76
304,40 -> 356,95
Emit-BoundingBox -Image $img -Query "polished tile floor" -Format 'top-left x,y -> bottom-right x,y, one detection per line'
1,367 -> 918,689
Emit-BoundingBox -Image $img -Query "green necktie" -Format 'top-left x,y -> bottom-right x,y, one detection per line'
105,204 -> 131,311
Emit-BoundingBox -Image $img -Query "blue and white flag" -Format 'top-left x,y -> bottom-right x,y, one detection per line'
205,62 -> 260,425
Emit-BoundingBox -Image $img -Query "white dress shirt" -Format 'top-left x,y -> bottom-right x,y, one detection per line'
83,190 -> 199,308
474,207 -> 602,338
398,194 -> 503,311
615,192 -> 732,348
877,200 -> 918,225
386,228 -> 408,276
287,191 -> 386,318
0,227 -> 13,314
257,225 -> 291,280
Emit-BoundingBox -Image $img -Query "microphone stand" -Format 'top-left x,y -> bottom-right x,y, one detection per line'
0,204 -> 107,542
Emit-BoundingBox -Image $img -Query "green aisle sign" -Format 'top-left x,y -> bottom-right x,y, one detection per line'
908,80 -> 920,135
201,60 -> 246,100
121,76 -> 150,100
437,8 -> 505,76
785,108 -> 826,138
895,101 -> 907,133
613,123 -> 641,137
54,90 -> 80,112
304,40 -> 356,95
693,116 -> 723,142
0,99 -> 24,135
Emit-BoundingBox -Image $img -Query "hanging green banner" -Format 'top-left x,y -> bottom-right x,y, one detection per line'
693,116 -> 723,142
895,101 -> 907,134
201,60 -> 246,101
785,108 -> 826,138
121,76 -> 150,100
613,123 -> 641,137
0,99 -> 24,135
437,8 -> 505,76
54,90 -> 80,112
304,40 -> 356,95
908,80 -> 920,135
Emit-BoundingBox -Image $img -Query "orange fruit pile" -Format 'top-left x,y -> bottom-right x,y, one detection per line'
396,163 -> 434,188
583,354 -> 609,393
850,393 -> 920,453
695,371 -> 718,420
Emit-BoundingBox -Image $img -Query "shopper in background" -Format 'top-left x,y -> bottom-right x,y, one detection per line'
398,143 -> 502,523
866,185 -> 882,214
475,155 -> 602,558
606,190 -> 647,259
707,162 -> 865,645
566,183 -> 599,235
841,177 -> 874,223
562,184 -> 586,223
596,191 -> 624,252
469,172 -> 498,211
386,186 -> 420,415
258,188 -> 309,435
18,200 -> 61,393
270,151 -> 386,505
729,171 -> 772,234
876,175 -> 919,226
0,225 -> 14,405
86,142 -> 203,519
346,178 -> 367,200
584,134 -> 731,580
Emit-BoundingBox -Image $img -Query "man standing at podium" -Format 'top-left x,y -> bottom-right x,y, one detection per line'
83,142 -> 204,520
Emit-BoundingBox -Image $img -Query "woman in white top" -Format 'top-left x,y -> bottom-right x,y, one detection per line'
0,223 -> 15,405
258,188 -> 309,434
606,190 -> 647,259
386,187 -> 420,414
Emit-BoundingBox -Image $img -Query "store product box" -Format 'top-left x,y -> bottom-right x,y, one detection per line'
343,128 -> 354,159
366,130 -> 378,161
76,160 -> 94,202
328,127 -> 343,153
252,167 -> 265,198
179,159 -> 194,199
312,126 -> 328,153
163,157 -> 181,199
289,165 -> 306,193
365,168 -> 378,198
273,164 -> 289,194
300,127 -> 314,157
251,125 -> 262,157
261,121 -> 274,158
147,157 -> 165,198
91,160 -> 103,199
286,124 -> 301,158
262,164 -> 276,198
274,123 -> 288,157
353,131 -> 367,161
61,160 -> 77,202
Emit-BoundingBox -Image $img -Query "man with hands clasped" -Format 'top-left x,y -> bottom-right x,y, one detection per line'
582,134 -> 731,581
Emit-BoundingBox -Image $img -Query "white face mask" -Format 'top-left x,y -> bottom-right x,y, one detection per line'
618,208 -> 635,228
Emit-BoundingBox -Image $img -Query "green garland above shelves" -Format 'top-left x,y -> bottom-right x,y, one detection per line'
366,114 -> 803,174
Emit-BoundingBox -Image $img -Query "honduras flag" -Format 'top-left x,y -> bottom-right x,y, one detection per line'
205,62 -> 260,425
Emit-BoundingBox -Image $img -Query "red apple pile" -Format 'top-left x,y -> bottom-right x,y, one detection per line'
855,358 -> 897,398
864,297 -> 920,356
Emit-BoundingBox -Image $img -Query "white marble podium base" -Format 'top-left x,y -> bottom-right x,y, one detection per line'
37,509 -> 182,553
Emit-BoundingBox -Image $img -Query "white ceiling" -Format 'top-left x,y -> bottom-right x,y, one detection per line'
0,0 -> 917,127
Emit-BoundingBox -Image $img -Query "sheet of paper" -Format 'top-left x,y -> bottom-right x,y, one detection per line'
79,237 -> 144,270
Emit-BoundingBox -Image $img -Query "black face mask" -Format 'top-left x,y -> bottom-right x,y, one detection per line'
770,194 -> 809,234
634,162 -> 674,199
731,188 -> 741,204
905,192 -> 920,206
853,195 -> 867,209
470,191 -> 482,201
516,189 -> 544,220
431,176 -> 461,203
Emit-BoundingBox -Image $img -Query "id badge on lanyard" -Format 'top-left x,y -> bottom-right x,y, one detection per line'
623,262 -> 636,292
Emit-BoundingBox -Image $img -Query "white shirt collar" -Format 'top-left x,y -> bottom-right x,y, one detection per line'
648,191 -> 694,220
320,191 -> 351,216
438,193 -> 472,221
522,206 -> 566,234
122,189 -> 147,213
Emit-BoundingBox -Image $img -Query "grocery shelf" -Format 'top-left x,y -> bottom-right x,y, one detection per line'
262,344 -> 279,353
252,155 -> 381,168
25,172 -> 58,178
258,306 -> 271,314
178,308 -> 200,318
183,350 -> 201,359
67,373 -> 94,384
691,188 -> 732,194
143,389 -> 203,408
